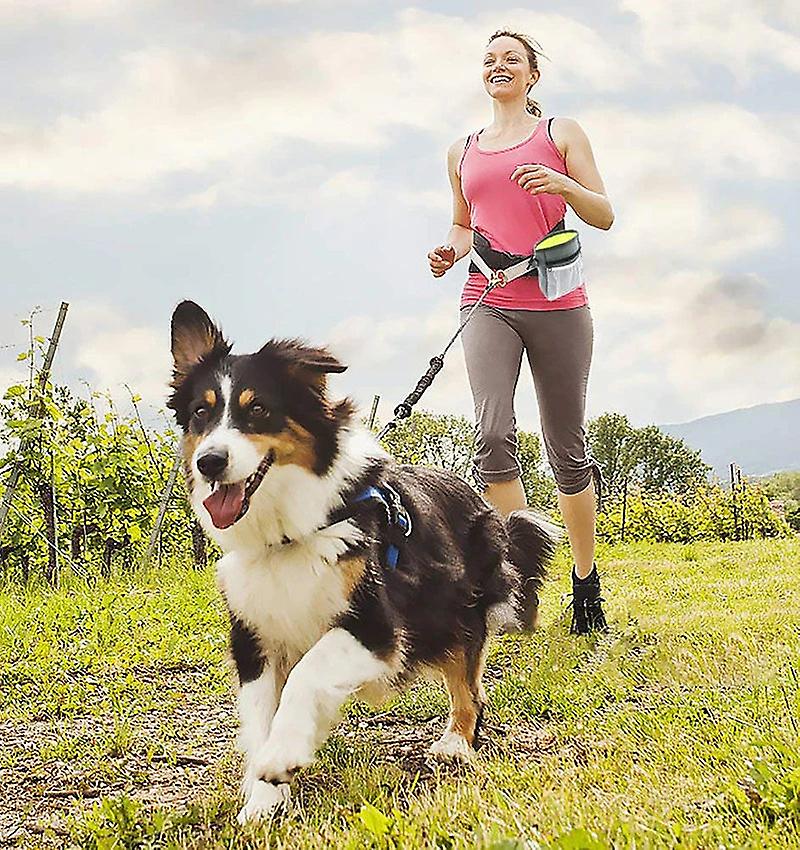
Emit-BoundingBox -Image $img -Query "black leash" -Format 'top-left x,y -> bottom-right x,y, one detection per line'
378,221 -> 568,441
377,273 -> 507,441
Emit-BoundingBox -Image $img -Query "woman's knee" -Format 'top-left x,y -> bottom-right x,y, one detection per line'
547,452 -> 600,496
474,425 -> 520,482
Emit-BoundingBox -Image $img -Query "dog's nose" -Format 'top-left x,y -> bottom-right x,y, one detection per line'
197,449 -> 229,480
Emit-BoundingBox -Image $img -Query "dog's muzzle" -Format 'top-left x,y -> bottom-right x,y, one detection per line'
202,450 -> 275,529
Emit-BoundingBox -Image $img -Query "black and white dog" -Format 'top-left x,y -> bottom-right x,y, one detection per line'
167,301 -> 558,823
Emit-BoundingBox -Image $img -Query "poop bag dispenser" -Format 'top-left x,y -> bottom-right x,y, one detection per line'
532,230 -> 584,301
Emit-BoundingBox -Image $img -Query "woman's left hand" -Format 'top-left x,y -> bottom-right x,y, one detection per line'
509,163 -> 572,197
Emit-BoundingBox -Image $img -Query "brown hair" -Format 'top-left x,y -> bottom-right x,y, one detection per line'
486,30 -> 546,117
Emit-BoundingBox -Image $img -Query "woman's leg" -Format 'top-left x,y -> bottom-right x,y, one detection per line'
513,306 -> 607,632
485,478 -> 527,516
557,481 -> 596,578
459,305 -> 526,515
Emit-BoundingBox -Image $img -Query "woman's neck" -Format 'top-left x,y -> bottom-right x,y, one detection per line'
488,96 -> 536,133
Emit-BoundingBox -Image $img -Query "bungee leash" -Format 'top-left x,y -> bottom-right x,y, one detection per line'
377,266 -> 509,441
377,220 -> 568,441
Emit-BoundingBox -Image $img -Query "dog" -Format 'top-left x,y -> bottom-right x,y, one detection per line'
167,300 -> 558,823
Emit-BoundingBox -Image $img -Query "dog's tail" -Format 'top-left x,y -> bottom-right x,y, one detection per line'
505,509 -> 561,631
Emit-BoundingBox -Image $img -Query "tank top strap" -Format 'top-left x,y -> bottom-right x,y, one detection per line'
458,130 -> 481,177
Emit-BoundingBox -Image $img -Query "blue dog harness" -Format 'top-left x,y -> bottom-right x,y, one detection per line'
351,484 -> 412,569
276,481 -> 412,570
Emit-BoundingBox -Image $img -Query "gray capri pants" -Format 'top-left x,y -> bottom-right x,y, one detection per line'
459,303 -> 600,496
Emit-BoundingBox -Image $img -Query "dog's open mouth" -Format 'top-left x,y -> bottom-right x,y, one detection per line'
202,450 -> 275,529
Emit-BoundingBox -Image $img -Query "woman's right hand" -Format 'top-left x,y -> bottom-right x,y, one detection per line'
428,244 -> 456,278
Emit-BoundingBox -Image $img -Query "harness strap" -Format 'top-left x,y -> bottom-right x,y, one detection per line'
352,484 -> 412,569
275,483 -> 412,570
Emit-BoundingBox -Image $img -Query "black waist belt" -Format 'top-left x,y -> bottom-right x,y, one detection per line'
468,219 -> 565,282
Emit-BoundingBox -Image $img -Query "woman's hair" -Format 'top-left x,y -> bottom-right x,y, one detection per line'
486,30 -> 546,117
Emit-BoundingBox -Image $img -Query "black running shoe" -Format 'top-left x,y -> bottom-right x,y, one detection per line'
570,564 -> 609,635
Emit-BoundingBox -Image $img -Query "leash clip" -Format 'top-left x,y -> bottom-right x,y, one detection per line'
490,270 -> 508,288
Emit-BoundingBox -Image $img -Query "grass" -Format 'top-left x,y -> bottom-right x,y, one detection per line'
1,538 -> 799,848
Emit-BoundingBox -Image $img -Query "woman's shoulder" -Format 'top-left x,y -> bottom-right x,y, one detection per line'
547,117 -> 590,140
446,134 -> 474,176
447,134 -> 472,160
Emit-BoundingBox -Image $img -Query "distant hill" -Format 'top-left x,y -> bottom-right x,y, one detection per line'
661,398 -> 800,480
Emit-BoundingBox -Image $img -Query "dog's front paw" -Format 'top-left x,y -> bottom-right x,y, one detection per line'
237,780 -> 291,825
428,731 -> 474,763
251,732 -> 316,784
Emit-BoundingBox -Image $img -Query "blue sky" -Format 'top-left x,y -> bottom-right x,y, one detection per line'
1,0 -> 798,433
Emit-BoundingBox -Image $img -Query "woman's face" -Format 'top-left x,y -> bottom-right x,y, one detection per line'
482,36 -> 537,102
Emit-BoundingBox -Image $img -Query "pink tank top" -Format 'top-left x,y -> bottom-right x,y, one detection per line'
458,117 -> 588,311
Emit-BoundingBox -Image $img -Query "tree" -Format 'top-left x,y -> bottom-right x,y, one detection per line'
377,410 -> 555,507
586,412 -> 638,494
587,412 -> 710,496
761,471 -> 800,532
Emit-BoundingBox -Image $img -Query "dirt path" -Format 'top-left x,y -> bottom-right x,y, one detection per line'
0,664 -> 558,847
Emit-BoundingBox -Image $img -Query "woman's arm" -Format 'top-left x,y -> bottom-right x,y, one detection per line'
510,118 -> 614,231
444,138 -> 474,260
429,138 -> 473,277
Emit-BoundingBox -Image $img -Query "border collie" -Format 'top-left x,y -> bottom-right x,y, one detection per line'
167,301 -> 558,823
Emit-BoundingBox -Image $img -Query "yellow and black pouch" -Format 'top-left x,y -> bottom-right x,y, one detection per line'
532,229 -> 584,301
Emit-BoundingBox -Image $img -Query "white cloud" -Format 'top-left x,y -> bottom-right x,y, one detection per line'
0,8 -> 643,196
70,302 -> 171,411
579,103 -> 800,193
621,0 -> 800,79
0,0 -> 141,25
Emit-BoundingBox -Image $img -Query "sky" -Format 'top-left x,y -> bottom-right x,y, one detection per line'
1,0 -> 799,435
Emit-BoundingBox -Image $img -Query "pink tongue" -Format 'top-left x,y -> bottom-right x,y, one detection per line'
203,483 -> 246,529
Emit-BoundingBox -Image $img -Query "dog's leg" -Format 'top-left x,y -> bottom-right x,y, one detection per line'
240,627 -> 392,822
236,660 -> 296,825
429,643 -> 487,762
229,616 -> 292,824
238,662 -> 288,798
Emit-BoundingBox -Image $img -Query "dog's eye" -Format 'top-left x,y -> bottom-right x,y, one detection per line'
192,405 -> 209,420
250,403 -> 268,417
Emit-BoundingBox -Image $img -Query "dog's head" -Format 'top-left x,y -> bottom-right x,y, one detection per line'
167,301 -> 353,530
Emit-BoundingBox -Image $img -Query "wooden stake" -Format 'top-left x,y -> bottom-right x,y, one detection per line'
145,446 -> 182,567
0,302 -> 70,537
368,394 -> 380,430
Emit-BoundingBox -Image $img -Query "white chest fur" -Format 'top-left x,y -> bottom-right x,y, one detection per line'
216,523 -> 361,660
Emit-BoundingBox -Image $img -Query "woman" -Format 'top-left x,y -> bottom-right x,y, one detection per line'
428,30 -> 614,635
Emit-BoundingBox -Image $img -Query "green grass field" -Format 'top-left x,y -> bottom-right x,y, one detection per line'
1,538 -> 799,849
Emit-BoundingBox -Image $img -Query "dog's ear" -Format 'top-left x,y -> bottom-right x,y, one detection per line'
259,340 -> 347,393
170,301 -> 230,387
292,347 -> 348,375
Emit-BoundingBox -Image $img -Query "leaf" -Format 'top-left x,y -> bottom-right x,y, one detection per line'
357,802 -> 392,836
4,385 -> 26,398
16,351 -> 29,361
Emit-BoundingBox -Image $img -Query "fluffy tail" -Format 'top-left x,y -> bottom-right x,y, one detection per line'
505,509 -> 561,631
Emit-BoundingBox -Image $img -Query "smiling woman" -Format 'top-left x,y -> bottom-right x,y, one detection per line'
427,29 -> 615,635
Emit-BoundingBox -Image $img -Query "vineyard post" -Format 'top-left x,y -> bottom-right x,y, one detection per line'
621,476 -> 628,543
0,302 -> 70,538
736,466 -> 748,540
368,394 -> 380,430
145,446 -> 181,567
730,462 -> 740,541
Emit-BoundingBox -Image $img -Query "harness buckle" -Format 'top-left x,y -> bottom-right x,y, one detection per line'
490,269 -> 508,288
